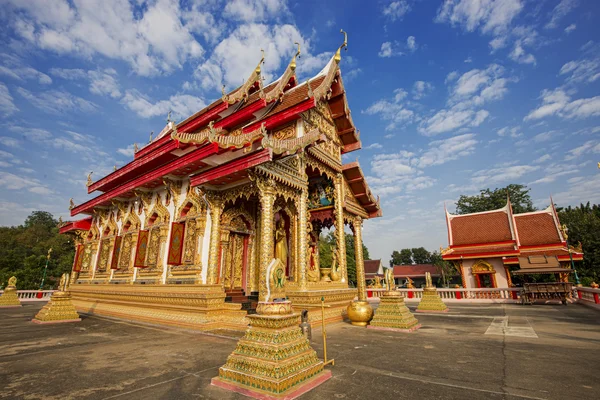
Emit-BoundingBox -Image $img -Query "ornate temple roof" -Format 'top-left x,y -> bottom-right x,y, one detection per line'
442,199 -> 583,262
71,32 -> 379,220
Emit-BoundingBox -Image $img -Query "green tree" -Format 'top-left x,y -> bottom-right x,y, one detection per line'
455,184 -> 536,215
557,202 -> 600,283
0,211 -> 74,290
318,231 -> 369,287
411,247 -> 432,264
431,250 -> 457,287
398,249 -> 413,265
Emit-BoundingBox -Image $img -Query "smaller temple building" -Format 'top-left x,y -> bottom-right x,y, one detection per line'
392,264 -> 441,288
442,200 -> 583,289
364,259 -> 384,281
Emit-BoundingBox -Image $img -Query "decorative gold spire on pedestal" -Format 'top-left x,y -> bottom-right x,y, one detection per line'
334,29 -> 348,64
416,272 -> 449,313
0,276 -> 21,307
212,259 -> 331,398
32,273 -> 81,324
368,269 -> 420,332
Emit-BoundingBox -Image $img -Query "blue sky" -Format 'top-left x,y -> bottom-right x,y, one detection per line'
0,0 -> 598,264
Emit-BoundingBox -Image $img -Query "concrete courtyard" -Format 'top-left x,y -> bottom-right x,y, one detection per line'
1,302 -> 599,400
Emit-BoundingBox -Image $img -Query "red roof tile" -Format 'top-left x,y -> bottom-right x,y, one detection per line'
364,260 -> 382,275
450,211 -> 513,245
514,212 -> 561,246
393,264 -> 440,277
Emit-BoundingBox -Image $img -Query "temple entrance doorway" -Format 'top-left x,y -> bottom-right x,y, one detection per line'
223,232 -> 248,291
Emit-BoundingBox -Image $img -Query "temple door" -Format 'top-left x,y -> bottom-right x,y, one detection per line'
226,233 -> 247,290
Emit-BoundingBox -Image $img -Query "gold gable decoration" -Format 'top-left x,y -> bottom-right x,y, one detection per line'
471,260 -> 496,274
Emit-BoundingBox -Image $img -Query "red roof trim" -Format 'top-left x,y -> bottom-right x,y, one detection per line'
134,131 -> 174,160
450,240 -> 516,249
243,98 -> 314,133
177,102 -> 229,134
519,243 -> 567,250
59,217 -> 93,234
190,149 -> 272,187
443,249 -> 520,260
72,144 -> 218,216
89,138 -> 179,194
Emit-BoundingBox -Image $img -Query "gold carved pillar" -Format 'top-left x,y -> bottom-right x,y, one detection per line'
352,217 -> 367,301
297,186 -> 309,290
257,178 -> 277,302
221,230 -> 231,288
206,193 -> 224,285
334,173 -> 347,283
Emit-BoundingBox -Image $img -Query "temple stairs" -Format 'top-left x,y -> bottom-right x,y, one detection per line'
225,289 -> 258,315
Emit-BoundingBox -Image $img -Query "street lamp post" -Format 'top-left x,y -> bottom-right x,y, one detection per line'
39,248 -> 53,290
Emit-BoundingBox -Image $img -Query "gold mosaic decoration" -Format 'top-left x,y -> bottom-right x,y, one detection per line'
369,291 -> 420,332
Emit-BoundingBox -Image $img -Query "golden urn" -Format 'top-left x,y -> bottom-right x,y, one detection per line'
319,267 -> 332,282
346,300 -> 373,327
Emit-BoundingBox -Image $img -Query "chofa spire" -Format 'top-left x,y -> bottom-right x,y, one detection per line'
334,29 -> 348,64
222,49 -> 265,105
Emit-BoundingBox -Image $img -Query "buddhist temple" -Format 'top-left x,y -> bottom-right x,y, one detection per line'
59,35 -> 381,331
441,199 -> 583,289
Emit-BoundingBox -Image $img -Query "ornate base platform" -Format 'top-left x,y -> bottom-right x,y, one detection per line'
70,284 -> 248,331
368,291 -> 420,332
212,301 -> 330,399
287,287 -> 356,326
0,287 -> 21,307
416,288 -> 449,313
32,291 -> 81,324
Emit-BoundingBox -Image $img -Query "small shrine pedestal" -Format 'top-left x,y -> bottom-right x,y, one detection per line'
32,290 -> 81,324
416,287 -> 449,313
368,291 -> 420,332
0,277 -> 21,308
211,300 -> 331,399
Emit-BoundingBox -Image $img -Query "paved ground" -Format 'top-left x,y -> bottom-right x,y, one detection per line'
1,302 -> 599,400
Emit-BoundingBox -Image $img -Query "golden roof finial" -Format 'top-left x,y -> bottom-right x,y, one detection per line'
334,29 -> 348,64
149,131 -> 153,143
167,111 -> 172,123
255,49 -> 265,76
69,198 -> 75,210
133,143 -> 138,153
86,171 -> 93,187
290,42 -> 301,71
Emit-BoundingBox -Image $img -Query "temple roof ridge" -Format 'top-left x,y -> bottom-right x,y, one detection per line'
446,201 -> 510,219
513,204 -> 553,217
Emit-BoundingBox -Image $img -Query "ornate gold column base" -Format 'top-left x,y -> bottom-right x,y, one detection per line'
347,300 -> 373,327
32,291 -> 81,324
287,287 -> 356,326
212,300 -> 331,399
416,288 -> 449,313
368,291 -> 420,332
0,286 -> 21,307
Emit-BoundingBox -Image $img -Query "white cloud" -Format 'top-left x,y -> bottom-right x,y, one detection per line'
412,81 -> 433,99
363,87 -> 416,131
471,165 -> 540,185
435,0 -> 524,35
464,56 -> 473,63
50,68 -> 122,99
88,70 -> 121,98
121,89 -> 206,120
0,171 -> 53,195
559,59 -> 600,84
223,0 -> 288,22
497,126 -> 522,138
524,88 -> 600,121
545,0 -> 579,29
8,126 -> 52,141
417,134 -> 478,167
533,154 -> 551,164
383,1 -> 412,21
532,131 -> 556,142
419,108 -> 488,136
565,140 -> 600,161
406,36 -> 417,51
6,0 -> 204,76
364,143 -> 383,150
194,23 -> 330,91
509,39 -> 536,64
0,83 -> 19,117
0,137 -> 20,148
378,42 -> 402,58
17,87 -> 97,114
448,64 -> 513,107
0,65 -> 52,84
117,144 -> 136,157
552,173 -> 600,208
564,24 -> 576,34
